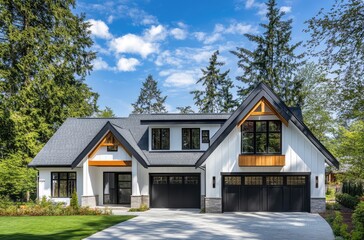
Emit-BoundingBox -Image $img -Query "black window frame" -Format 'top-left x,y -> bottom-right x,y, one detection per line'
151,128 -> 170,150
51,172 -> 77,198
241,120 -> 282,155
201,130 -> 210,143
182,128 -> 200,150
107,145 -> 118,152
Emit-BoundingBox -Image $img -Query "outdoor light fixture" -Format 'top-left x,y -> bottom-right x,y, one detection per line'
315,176 -> 319,188
212,176 -> 216,188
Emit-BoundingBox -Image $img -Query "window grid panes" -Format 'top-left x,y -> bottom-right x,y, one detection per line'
266,176 -> 283,185
153,176 -> 168,184
152,128 -> 170,150
169,176 -> 183,184
287,176 -> 306,185
201,130 -> 210,143
241,120 -> 282,154
185,176 -> 199,185
182,128 -> 200,150
244,176 -> 263,185
225,176 -> 241,185
51,172 -> 76,198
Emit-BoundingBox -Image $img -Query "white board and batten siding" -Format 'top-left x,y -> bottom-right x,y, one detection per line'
204,118 -> 326,199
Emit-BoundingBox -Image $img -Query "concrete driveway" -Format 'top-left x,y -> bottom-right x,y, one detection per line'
86,209 -> 334,240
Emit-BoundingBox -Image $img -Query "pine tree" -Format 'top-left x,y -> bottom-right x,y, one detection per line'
96,107 -> 116,118
132,75 -> 167,114
232,0 -> 305,106
176,106 -> 194,114
306,0 -> 364,121
0,0 -> 98,200
191,50 -> 237,113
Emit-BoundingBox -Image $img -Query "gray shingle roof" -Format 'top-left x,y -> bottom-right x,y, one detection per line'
29,114 -> 230,167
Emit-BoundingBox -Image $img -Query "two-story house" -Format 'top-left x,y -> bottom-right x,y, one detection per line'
29,83 -> 339,213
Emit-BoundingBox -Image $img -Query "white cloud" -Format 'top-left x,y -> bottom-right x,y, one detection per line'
116,57 -> 140,72
192,51 -> 214,63
126,7 -> 158,26
144,25 -> 167,41
164,72 -> 195,87
107,15 -> 114,24
170,28 -> 187,40
224,23 -> 257,35
194,32 -> 206,41
280,6 -> 292,13
92,57 -> 110,71
194,22 -> 256,44
155,50 -> 182,67
110,34 -> 157,58
87,19 -> 112,39
245,0 -> 255,8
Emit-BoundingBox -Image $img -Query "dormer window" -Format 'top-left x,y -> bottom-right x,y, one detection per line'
182,128 -> 200,150
241,120 -> 281,154
152,128 -> 170,150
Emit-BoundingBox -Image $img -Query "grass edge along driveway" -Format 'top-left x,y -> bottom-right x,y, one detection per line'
0,215 -> 134,240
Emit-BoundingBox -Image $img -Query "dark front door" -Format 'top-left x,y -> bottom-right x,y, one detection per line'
223,174 -> 309,212
150,174 -> 200,208
103,172 -> 131,204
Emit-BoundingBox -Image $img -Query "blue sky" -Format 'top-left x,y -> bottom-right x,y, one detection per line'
74,0 -> 331,117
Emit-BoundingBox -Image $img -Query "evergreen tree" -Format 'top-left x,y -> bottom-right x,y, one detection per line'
176,106 -> 194,114
306,0 -> 364,121
191,50 -> 237,113
96,107 -> 115,118
232,0 -> 305,106
132,75 -> 167,114
0,0 -> 98,200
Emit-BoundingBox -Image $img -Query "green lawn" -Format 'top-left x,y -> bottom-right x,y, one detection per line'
0,215 -> 134,240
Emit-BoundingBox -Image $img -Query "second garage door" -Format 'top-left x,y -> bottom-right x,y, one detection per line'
223,174 -> 310,212
150,174 -> 200,208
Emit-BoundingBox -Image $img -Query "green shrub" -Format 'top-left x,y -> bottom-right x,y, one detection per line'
0,196 -> 13,209
0,198 -> 111,216
326,202 -> 341,210
351,201 -> 364,240
336,193 -> 360,209
128,204 -> 149,212
342,181 -> 363,197
332,211 -> 350,239
70,191 -> 79,210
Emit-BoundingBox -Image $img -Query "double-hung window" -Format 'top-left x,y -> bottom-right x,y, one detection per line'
51,172 -> 76,198
152,128 -> 170,150
182,128 -> 200,150
241,120 -> 281,154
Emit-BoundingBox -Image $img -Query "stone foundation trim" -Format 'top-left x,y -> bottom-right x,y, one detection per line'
131,195 -> 150,208
205,197 -> 222,213
311,198 -> 326,213
81,195 -> 99,207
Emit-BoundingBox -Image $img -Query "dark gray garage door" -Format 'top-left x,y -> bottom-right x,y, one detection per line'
150,174 -> 200,208
223,174 -> 310,212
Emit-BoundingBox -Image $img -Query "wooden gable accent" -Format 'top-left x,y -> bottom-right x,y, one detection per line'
88,132 -> 131,159
87,131 -> 132,167
238,98 -> 288,127
239,155 -> 285,167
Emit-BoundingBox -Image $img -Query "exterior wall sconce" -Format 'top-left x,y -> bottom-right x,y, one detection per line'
212,176 -> 216,188
315,176 -> 318,188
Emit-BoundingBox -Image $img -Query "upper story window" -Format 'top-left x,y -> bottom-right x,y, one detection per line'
182,128 -> 200,150
107,145 -> 118,152
241,120 -> 281,154
152,128 -> 170,150
201,130 -> 210,143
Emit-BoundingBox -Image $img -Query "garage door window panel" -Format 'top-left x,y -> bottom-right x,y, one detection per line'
287,176 -> 306,185
266,176 -> 283,185
225,176 -> 241,185
244,176 -> 263,185
169,176 -> 183,184
185,176 -> 199,184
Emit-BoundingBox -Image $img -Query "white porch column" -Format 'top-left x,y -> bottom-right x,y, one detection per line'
132,157 -> 140,195
81,159 -> 98,207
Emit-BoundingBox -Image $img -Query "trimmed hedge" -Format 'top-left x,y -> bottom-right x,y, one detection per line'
336,193 -> 360,209
342,181 -> 364,197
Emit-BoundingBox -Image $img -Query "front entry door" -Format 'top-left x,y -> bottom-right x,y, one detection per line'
103,172 -> 132,204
